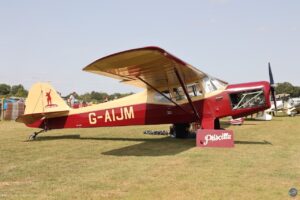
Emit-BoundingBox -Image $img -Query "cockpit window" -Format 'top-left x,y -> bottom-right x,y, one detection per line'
154,90 -> 172,103
173,87 -> 186,101
203,76 -> 226,93
172,83 -> 203,101
230,89 -> 265,110
154,82 -> 205,103
211,78 -> 227,89
187,83 -> 203,97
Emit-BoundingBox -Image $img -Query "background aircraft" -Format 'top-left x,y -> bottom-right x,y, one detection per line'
291,97 -> 300,113
17,47 -> 275,140
268,93 -> 298,116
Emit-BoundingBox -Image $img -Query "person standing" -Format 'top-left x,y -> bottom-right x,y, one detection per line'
68,92 -> 76,107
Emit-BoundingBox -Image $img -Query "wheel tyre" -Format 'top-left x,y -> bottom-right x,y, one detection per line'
169,126 -> 175,138
173,123 -> 190,139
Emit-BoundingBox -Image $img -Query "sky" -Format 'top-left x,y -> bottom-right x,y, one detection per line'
0,0 -> 300,95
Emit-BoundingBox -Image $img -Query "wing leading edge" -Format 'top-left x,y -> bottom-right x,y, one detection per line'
83,46 -> 222,90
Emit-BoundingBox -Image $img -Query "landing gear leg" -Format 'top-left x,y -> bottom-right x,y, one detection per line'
28,120 -> 49,141
28,129 -> 46,141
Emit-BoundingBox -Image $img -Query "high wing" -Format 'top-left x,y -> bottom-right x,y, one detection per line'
83,46 -> 224,90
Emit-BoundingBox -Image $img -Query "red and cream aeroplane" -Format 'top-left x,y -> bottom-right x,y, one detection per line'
17,47 -> 276,140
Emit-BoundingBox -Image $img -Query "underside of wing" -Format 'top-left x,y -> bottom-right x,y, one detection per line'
83,47 -> 221,90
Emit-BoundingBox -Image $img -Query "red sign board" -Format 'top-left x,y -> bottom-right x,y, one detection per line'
196,129 -> 234,148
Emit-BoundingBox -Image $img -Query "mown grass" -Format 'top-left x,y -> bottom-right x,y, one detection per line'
0,117 -> 300,200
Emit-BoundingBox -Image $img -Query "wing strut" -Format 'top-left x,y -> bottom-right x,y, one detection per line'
136,77 -> 190,114
174,68 -> 201,122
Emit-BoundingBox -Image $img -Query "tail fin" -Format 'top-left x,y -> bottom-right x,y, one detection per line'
16,82 -> 70,124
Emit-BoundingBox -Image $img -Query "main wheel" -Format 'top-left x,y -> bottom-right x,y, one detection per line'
171,123 -> 191,138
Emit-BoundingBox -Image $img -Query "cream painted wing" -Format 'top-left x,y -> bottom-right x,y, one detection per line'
83,47 -> 223,90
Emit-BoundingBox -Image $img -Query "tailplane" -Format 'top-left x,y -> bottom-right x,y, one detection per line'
16,82 -> 70,124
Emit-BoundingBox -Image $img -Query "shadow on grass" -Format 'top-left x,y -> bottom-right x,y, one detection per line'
33,134 -> 195,156
234,140 -> 272,145
33,134 -> 273,156
220,121 -> 258,129
32,135 -> 81,141
102,137 -> 195,156
221,121 -> 259,128
272,115 -> 290,118
220,121 -> 231,129
244,118 -> 263,121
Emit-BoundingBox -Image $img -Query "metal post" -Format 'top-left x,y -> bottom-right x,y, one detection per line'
174,68 -> 201,122
136,76 -> 190,114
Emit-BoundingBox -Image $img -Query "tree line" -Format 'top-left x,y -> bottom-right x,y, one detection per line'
70,91 -> 134,103
0,83 -> 134,103
275,82 -> 300,97
0,84 -> 28,97
1,82 -> 300,101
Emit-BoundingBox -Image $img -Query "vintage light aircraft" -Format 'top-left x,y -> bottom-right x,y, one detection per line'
291,97 -> 300,114
16,47 -> 276,140
268,94 -> 298,117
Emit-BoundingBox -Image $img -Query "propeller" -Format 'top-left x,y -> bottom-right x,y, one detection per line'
268,62 -> 277,111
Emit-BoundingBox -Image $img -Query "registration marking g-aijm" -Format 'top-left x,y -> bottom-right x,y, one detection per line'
88,106 -> 135,124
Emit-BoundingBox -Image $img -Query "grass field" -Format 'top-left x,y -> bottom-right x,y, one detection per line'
0,116 -> 300,200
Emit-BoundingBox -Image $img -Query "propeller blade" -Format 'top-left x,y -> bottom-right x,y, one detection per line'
271,87 -> 277,110
268,62 -> 274,85
268,62 -> 277,111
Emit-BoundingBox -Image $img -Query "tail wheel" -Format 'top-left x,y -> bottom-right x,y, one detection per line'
171,123 -> 191,138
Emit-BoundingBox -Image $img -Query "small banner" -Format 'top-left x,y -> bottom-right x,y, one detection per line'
196,129 -> 234,148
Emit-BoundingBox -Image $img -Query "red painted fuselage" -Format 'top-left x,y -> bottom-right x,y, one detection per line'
27,81 -> 271,130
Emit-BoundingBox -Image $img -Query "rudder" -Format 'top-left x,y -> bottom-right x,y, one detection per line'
24,82 -> 70,115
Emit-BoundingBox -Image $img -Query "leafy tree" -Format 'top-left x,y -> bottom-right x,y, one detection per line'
11,84 -> 28,97
109,93 -> 122,100
11,84 -> 22,95
77,91 -> 134,103
275,82 -> 294,95
0,84 -> 11,96
275,82 -> 300,97
90,91 -> 109,102
78,92 -> 93,102
292,86 -> 300,97
0,82 -> 135,101
15,88 -> 28,97
66,92 -> 79,99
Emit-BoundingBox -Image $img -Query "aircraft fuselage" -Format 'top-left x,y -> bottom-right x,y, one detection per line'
27,81 -> 271,130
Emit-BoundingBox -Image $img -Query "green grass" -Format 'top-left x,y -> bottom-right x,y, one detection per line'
0,117 -> 300,200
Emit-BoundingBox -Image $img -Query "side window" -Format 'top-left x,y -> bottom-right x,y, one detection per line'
153,90 -> 172,103
187,85 -> 197,97
187,84 -> 203,97
172,83 -> 203,101
173,87 -> 186,101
